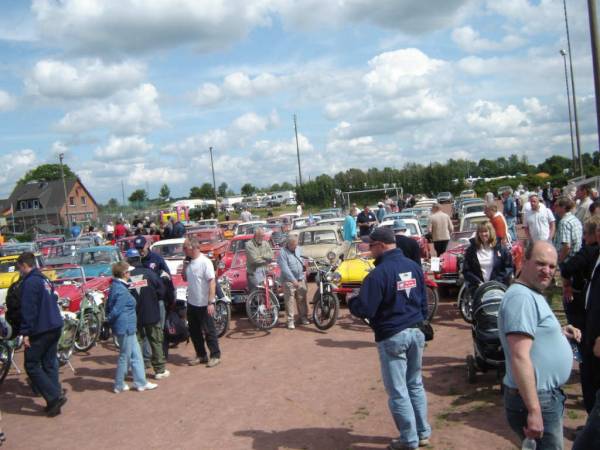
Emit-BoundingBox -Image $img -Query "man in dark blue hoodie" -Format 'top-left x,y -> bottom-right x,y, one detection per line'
17,252 -> 66,417
349,227 -> 431,450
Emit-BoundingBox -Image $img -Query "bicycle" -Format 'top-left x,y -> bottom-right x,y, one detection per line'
245,264 -> 280,330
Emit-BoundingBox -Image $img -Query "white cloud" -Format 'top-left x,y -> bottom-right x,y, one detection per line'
31,0 -> 273,54
0,149 -> 38,196
0,90 -> 16,112
93,135 -> 153,160
451,26 -> 525,53
466,100 -> 529,133
26,58 -> 144,99
193,71 -> 285,106
56,83 -> 164,135
51,141 -> 69,156
194,83 -> 223,106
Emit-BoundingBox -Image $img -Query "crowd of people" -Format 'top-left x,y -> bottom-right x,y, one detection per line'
2,180 -> 600,449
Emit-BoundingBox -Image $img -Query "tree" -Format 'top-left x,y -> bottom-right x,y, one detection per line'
18,163 -> 77,186
107,198 -> 119,208
159,184 -> 170,201
190,183 -> 215,199
128,189 -> 147,203
280,182 -> 294,190
218,182 -> 228,197
241,183 -> 257,196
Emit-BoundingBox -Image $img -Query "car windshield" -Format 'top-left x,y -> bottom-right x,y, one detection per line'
464,204 -> 485,214
0,244 -> 34,256
231,251 -> 246,269
300,230 -> 338,245
79,250 -> 118,265
194,232 -> 218,244
0,261 -> 17,273
38,239 -> 61,248
406,223 -> 418,236
53,267 -> 85,284
153,243 -> 184,258
462,217 -> 487,232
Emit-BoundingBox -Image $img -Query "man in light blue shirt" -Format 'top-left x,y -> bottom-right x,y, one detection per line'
277,235 -> 308,329
499,241 -> 581,450
343,208 -> 357,242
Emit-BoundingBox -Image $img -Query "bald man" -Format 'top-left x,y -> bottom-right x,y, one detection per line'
499,241 -> 581,449
245,227 -> 274,293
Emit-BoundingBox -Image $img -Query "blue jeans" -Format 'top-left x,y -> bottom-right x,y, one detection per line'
377,328 -> 431,448
115,333 -> 147,390
504,387 -> 565,450
506,217 -> 517,242
24,327 -> 62,405
573,389 -> 600,450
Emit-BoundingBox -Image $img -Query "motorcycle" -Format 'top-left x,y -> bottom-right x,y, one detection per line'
59,290 -> 105,352
310,254 -> 343,330
214,277 -> 232,337
420,260 -> 440,322
57,310 -> 78,370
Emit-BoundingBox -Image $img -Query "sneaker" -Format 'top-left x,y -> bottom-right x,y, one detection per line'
135,382 -> 158,392
300,318 -> 310,325
419,438 -> 430,447
206,357 -> 221,368
154,370 -> 170,380
113,384 -> 130,394
188,357 -> 208,366
287,321 -> 295,330
388,438 -> 417,450
46,396 -> 68,418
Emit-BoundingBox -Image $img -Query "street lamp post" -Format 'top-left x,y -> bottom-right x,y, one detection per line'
563,0 -> 584,176
560,49 -> 577,172
209,146 -> 218,213
588,0 -> 600,160
59,153 -> 70,231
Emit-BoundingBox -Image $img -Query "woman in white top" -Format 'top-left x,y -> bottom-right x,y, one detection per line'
462,221 -> 513,291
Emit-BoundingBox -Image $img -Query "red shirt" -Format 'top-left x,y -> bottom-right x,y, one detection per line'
114,223 -> 127,239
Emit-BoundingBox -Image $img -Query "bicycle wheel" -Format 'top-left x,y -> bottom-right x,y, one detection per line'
74,310 -> 101,352
246,289 -> 279,330
213,300 -> 231,337
312,292 -> 339,330
458,284 -> 473,323
0,341 -> 13,384
425,286 -> 439,322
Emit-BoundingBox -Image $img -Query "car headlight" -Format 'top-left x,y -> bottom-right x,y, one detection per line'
326,251 -> 337,262
59,297 -> 71,307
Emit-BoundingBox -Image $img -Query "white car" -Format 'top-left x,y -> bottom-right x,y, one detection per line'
316,217 -> 345,228
235,220 -> 267,235
460,212 -> 488,232
378,218 -> 423,237
150,238 -> 186,274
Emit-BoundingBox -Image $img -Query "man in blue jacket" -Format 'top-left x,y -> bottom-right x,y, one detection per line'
349,227 -> 431,450
17,252 -> 66,417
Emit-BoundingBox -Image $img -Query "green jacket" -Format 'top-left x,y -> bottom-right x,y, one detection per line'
246,239 -> 274,274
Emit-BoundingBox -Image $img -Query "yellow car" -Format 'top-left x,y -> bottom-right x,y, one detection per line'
0,254 -> 56,304
334,242 -> 374,299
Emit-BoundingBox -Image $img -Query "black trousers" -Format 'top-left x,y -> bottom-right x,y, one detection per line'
187,304 -> 220,359
580,356 -> 600,413
24,327 -> 62,405
433,240 -> 449,257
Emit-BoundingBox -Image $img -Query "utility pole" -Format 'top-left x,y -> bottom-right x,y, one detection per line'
121,180 -> 126,205
563,0 -> 584,176
209,146 -> 218,211
560,49 -> 577,172
293,114 -> 303,186
59,153 -> 70,229
588,0 -> 600,162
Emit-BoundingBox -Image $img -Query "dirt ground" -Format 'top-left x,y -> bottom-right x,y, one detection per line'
0,203 -> 588,449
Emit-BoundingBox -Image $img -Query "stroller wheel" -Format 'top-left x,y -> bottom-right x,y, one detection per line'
466,355 -> 477,384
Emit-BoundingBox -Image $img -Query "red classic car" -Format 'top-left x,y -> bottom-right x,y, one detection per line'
52,265 -> 111,313
433,231 -> 523,286
116,234 -> 160,257
217,232 -> 275,277
186,228 -> 229,264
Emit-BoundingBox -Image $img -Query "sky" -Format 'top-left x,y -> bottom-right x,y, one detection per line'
0,0 -> 598,203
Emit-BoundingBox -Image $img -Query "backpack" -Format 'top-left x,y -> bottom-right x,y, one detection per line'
5,278 -> 23,339
164,309 -> 189,344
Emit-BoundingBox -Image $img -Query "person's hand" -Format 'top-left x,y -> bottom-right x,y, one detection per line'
23,336 -> 30,349
207,303 -> 215,316
563,324 -> 582,343
594,337 -> 600,358
562,283 -> 573,303
523,409 -> 544,440
292,280 -> 299,288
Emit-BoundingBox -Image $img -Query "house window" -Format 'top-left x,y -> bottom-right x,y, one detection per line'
19,201 -> 27,211
32,200 -> 40,209
69,197 -> 75,206
81,196 -> 86,205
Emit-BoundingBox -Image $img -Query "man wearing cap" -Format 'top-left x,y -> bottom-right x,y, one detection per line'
429,202 -> 453,256
349,227 -> 431,450
393,220 -> 421,266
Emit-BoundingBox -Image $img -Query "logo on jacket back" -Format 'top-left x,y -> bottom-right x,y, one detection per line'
129,275 -> 148,294
397,272 -> 416,296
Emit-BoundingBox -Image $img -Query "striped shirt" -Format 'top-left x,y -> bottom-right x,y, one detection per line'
553,212 -> 583,259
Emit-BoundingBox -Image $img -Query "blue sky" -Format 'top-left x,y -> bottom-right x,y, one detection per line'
0,0 -> 597,202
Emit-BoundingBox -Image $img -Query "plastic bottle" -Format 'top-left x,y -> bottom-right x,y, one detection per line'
521,438 -> 536,450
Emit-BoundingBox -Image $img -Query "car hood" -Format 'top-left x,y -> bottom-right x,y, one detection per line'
82,264 -> 112,277
302,244 -> 342,260
335,258 -> 374,285
0,272 -> 19,289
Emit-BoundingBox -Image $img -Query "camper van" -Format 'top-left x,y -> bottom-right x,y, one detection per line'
268,190 -> 296,206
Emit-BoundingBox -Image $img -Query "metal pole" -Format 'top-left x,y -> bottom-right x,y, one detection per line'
564,0 -> 584,176
293,114 -> 303,186
209,146 -> 218,211
588,0 -> 600,161
59,153 -> 70,230
560,49 -> 577,172
121,180 -> 125,205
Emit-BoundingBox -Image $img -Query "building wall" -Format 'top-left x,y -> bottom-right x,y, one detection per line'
60,181 -> 98,225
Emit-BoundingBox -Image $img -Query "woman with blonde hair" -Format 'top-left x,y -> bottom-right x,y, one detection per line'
462,221 -> 513,290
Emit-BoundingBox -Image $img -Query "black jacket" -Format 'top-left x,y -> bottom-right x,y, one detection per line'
129,266 -> 166,326
462,239 -> 513,286
395,235 -> 421,266
583,261 -> 600,357
559,243 -> 599,291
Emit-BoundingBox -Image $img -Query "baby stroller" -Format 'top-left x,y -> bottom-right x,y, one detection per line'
466,281 -> 507,384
